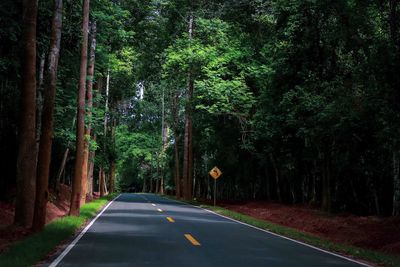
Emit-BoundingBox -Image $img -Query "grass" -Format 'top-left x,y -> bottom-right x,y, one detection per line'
164,195 -> 400,267
0,194 -> 117,267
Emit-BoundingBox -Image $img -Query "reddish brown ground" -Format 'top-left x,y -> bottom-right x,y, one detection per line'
0,184 -> 71,253
219,200 -> 400,255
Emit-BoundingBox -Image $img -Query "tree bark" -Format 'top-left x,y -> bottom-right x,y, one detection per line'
109,119 -> 116,193
56,148 -> 69,190
87,134 -> 96,200
14,0 -> 38,227
104,173 -> 108,195
322,147 -> 332,212
55,118 -> 74,191
393,151 -> 400,216
98,167 -> 103,196
269,153 -> 281,202
110,162 -> 116,193
81,21 -> 97,206
172,90 -> 181,198
104,69 -> 110,135
32,0 -> 63,231
155,173 -> 159,193
70,0 -> 90,216
36,53 -> 45,143
173,129 -> 181,198
182,13 -> 194,200
160,89 -> 167,195
86,79 -> 101,199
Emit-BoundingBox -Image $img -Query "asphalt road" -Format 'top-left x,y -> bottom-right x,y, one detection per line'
48,193 -> 370,267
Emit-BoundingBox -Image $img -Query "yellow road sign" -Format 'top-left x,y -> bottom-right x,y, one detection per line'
209,166 -> 222,180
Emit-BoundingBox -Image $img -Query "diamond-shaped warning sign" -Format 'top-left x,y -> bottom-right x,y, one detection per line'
209,166 -> 222,180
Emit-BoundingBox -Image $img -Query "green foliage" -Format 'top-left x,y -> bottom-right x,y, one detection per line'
0,195 -> 116,267
2,0 -> 400,217
116,123 -> 162,189
203,204 -> 400,267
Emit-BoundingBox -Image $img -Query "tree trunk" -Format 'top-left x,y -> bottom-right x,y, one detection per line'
142,176 -> 147,193
393,151 -> 400,216
14,0 -> 38,227
264,165 -> 270,200
99,167 -> 105,197
109,119 -> 116,193
70,0 -> 90,216
55,118 -> 75,191
172,90 -> 181,198
173,129 -> 181,198
36,53 -> 45,143
81,21 -> 97,206
86,78 -> 101,199
160,89 -> 167,195
56,148 -> 69,190
87,134 -> 96,200
99,71 -> 110,197
269,153 -> 281,202
150,176 -> 154,193
182,13 -> 194,200
104,173 -> 108,195
32,0 -> 63,231
155,175 -> 159,193
311,160 -> 317,204
104,69 -> 110,135
110,162 -> 116,193
322,147 -> 332,212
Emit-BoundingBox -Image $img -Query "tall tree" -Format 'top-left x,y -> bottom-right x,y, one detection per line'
32,0 -> 63,231
70,0 -> 90,216
389,0 -> 400,216
182,12 -> 194,200
14,0 -> 39,227
81,21 -> 97,206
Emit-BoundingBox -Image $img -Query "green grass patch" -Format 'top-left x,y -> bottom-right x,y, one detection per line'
164,195 -> 400,267
0,194 -> 117,267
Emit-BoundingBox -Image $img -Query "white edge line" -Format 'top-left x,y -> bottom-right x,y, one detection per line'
49,194 -> 121,267
163,196 -> 373,267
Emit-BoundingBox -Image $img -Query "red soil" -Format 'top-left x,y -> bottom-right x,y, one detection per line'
2,192 -> 398,259
219,200 -> 400,255
0,184 -> 71,253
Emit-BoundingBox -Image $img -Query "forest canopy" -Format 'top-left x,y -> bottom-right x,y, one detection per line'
1,0 -> 400,231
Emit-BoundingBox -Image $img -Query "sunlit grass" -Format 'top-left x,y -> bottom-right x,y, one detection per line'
0,194 -> 117,267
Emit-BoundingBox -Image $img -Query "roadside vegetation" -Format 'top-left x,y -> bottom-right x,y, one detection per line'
0,194 -> 116,267
164,195 -> 400,267
1,0 -> 400,263
203,205 -> 400,267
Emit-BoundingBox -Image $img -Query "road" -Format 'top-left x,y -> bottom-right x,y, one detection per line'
48,193 -> 370,267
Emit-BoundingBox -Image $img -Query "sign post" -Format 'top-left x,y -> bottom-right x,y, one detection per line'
209,166 -> 222,206
213,178 -> 217,207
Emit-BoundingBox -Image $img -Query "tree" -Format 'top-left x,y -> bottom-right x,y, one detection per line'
33,0 -> 63,231
182,12 -> 194,200
81,21 -> 97,206
70,0 -> 90,216
14,0 -> 39,227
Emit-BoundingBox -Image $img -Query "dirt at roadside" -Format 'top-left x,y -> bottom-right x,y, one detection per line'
0,184 -> 71,254
219,200 -> 400,256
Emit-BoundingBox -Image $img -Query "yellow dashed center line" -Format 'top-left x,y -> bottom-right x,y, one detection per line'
184,234 -> 201,246
157,208 -> 163,212
166,217 -> 175,223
